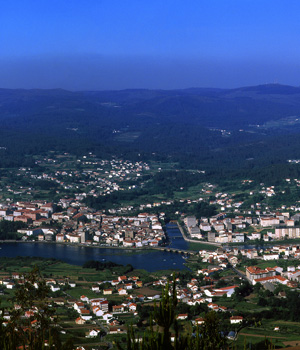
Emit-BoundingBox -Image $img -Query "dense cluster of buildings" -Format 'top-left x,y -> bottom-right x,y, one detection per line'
0,200 -> 165,247
183,210 -> 300,244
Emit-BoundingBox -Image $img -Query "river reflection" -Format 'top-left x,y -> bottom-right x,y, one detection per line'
0,223 -> 190,272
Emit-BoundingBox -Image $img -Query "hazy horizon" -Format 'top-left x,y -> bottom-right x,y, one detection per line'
1,1 -> 300,90
1,54 -> 299,91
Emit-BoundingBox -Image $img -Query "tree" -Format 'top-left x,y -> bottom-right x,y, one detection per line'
234,281 -> 253,301
122,277 -> 228,350
0,267 -> 74,350
196,311 -> 228,350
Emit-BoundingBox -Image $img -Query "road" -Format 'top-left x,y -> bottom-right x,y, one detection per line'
230,264 -> 249,281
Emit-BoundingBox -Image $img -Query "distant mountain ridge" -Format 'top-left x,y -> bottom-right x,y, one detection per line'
1,84 -> 300,172
1,83 -> 300,128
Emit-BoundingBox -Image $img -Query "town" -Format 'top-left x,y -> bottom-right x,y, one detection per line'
1,154 -> 300,348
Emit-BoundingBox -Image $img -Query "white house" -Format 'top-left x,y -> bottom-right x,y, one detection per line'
93,306 -> 104,317
230,316 -> 243,324
86,329 -> 100,338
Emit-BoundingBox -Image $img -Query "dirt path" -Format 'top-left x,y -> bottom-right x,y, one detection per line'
239,332 -> 286,339
282,341 -> 300,348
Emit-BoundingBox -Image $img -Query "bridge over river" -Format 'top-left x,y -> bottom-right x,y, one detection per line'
166,222 -> 221,250
152,246 -> 197,255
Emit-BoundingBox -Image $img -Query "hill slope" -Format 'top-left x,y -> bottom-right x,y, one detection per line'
1,84 -> 300,173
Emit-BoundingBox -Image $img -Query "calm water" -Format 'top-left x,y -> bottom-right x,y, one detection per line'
0,223 -> 189,272
167,223 -> 189,250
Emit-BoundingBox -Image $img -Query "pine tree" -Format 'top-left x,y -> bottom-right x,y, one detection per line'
122,276 -> 228,350
0,267 -> 74,349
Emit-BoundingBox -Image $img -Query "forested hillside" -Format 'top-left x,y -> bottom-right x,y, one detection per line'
1,84 -> 300,181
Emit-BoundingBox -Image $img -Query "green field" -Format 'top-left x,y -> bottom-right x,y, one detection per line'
188,242 -> 218,251
236,319 -> 300,348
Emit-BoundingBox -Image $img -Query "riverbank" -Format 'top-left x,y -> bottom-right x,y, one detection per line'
0,239 -> 158,250
225,237 -> 300,249
0,223 -> 210,271
0,242 -> 189,272
176,221 -> 221,250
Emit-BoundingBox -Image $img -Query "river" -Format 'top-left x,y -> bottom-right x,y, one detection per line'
166,222 -> 189,250
0,223 -> 189,272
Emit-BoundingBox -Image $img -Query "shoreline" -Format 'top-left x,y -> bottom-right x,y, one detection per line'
0,240 -> 190,272
175,221 -> 222,247
0,239 -> 193,254
173,222 -> 300,250
0,239 -> 158,251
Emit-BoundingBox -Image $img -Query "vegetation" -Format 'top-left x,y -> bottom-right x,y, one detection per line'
83,260 -> 134,274
2,86 -> 300,185
0,267 -> 74,350
123,278 -> 228,350
0,221 -> 27,240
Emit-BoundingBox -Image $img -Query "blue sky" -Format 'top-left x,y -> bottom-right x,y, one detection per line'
1,1 -> 300,90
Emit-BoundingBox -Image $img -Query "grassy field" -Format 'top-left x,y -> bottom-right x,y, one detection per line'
217,298 -> 271,314
254,260 -> 280,269
188,242 -> 218,251
3,256 -> 300,349
236,319 -> 300,348
173,183 -> 204,200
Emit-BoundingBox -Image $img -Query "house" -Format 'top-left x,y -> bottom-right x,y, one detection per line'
135,280 -> 143,288
207,303 -> 219,311
75,317 -> 86,325
103,289 -> 113,295
25,310 -> 35,318
56,234 -> 65,242
90,298 -> 102,307
246,266 -> 276,284
230,316 -> 243,324
99,300 -> 109,312
177,314 -> 188,320
118,288 -> 127,295
204,289 -> 227,298
136,295 -> 145,302
260,217 -> 279,227
68,234 -> 81,243
263,253 -> 279,261
124,283 -> 133,290
108,326 -> 127,334
50,284 -> 60,292
12,272 -> 20,280
92,285 -> 100,293
112,305 -> 125,313
253,275 -> 288,285
79,309 -> 92,321
86,329 -> 100,338
54,298 -> 65,306
93,306 -> 104,317
102,312 -> 113,322
149,240 -> 159,247
74,302 -> 84,312
213,285 -> 238,298
6,282 -> 15,289
194,317 -> 205,325
80,295 -> 89,302
128,303 -> 137,312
